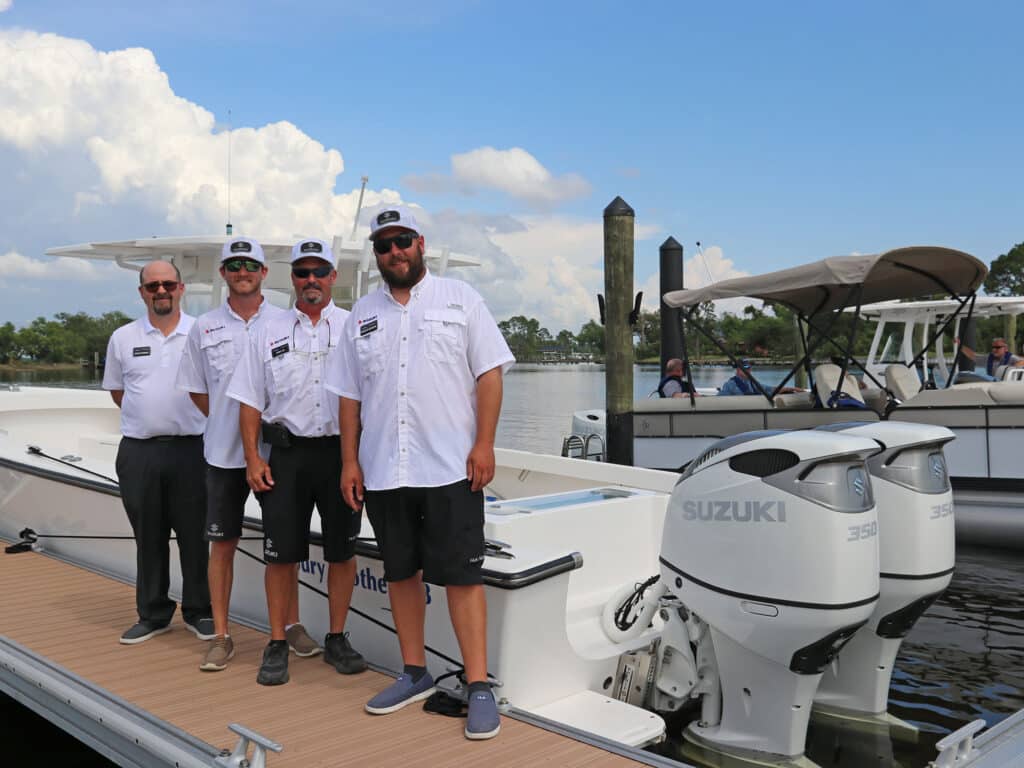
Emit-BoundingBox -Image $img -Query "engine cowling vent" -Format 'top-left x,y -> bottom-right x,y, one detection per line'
728,449 -> 801,478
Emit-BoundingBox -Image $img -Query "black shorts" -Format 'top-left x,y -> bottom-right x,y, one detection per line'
364,480 -> 484,587
205,465 -> 250,541
256,436 -> 359,564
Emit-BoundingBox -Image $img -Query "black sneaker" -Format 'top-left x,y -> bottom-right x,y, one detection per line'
324,632 -> 367,674
185,617 -> 216,641
257,640 -> 290,686
119,621 -> 170,645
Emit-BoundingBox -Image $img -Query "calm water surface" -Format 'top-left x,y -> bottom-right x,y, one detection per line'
3,364 -> 1022,767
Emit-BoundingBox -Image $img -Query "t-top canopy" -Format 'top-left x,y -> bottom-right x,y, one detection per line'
663,246 -> 987,317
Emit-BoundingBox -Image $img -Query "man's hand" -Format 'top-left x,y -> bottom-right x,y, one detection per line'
246,457 -> 274,493
466,441 -> 495,492
341,461 -> 365,511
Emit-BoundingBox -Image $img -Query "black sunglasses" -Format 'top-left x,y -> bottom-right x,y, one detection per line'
142,280 -> 180,294
373,232 -> 419,255
223,259 -> 263,273
292,264 -> 333,279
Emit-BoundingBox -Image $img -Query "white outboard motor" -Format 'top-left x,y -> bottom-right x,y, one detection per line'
812,421 -> 955,725
660,430 -> 881,762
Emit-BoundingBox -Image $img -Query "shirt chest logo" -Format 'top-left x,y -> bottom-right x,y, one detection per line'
271,343 -> 290,358
132,346 -> 151,357
359,316 -> 379,336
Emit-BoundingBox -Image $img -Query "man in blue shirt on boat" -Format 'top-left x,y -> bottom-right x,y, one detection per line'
718,358 -> 803,397
956,337 -> 1024,378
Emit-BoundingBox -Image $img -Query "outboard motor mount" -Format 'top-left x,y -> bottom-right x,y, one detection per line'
812,421 -> 956,726
660,430 -> 881,762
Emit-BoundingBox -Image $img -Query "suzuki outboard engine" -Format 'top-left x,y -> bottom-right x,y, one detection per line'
812,422 -> 955,726
659,430 -> 881,762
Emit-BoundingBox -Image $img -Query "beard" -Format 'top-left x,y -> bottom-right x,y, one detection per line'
378,246 -> 426,290
301,284 -> 325,305
152,299 -> 174,315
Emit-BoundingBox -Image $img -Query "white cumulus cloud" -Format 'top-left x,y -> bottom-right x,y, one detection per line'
407,146 -> 590,207
0,250 -> 108,280
0,1 -> 12,13
639,245 -> 754,318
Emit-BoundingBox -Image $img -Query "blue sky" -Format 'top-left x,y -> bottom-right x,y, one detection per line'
0,1 -> 1021,331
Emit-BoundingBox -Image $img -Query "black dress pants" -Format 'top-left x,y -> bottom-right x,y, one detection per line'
116,436 -> 211,626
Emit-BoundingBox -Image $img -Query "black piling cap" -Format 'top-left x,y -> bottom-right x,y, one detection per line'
660,236 -> 683,253
603,196 -> 635,218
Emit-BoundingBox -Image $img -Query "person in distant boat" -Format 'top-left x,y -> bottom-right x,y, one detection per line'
657,358 -> 697,397
331,207 -> 514,741
954,337 -> 1024,377
719,358 -> 803,396
226,238 -> 365,687
176,237 -> 320,673
103,260 -> 213,646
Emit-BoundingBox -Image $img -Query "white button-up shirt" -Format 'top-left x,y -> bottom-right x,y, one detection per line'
176,298 -> 285,468
227,301 -> 348,438
327,271 -> 514,490
103,314 -> 207,439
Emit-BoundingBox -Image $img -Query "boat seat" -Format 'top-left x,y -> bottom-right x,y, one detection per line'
633,398 -> 697,413
860,387 -> 890,415
989,382 -> 1024,404
773,391 -> 814,409
885,364 -> 922,402
698,394 -> 774,410
900,386 -> 996,407
813,364 -> 866,407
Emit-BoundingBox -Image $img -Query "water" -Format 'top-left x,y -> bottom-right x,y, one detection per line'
4,365 -> 1023,767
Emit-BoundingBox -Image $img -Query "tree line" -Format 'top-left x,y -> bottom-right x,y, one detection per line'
4,242 -> 1021,366
0,312 -> 132,365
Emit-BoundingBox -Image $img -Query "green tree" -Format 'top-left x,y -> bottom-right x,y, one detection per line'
0,322 -> 17,363
984,243 -> 1024,296
576,319 -> 605,355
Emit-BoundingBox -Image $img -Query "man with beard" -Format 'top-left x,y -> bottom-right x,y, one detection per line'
103,259 -> 213,645
330,207 -> 514,740
227,239 -> 365,686
177,237 -> 321,672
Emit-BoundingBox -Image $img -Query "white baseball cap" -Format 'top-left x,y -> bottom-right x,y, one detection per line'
221,237 -> 265,264
369,206 -> 421,240
290,238 -> 335,265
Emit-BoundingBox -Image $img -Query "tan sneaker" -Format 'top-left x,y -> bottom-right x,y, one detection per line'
199,635 -> 234,671
285,624 -> 322,657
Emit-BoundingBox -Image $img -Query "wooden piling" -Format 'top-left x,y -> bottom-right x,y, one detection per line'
659,237 -> 684,373
604,197 -> 635,466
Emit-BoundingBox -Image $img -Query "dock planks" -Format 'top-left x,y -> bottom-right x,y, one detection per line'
0,545 -> 646,767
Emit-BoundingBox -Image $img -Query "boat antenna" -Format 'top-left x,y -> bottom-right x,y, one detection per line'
696,240 -> 716,285
350,175 -> 369,239
225,109 -> 233,236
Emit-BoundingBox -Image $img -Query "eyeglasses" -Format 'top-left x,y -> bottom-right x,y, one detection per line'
373,232 -> 419,255
292,264 -> 333,279
142,280 -> 180,294
993,344 -> 1007,349
223,259 -> 263,273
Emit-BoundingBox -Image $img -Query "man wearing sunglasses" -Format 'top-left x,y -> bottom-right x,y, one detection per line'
227,238 -> 365,686
103,260 -> 213,646
331,206 -> 514,740
955,336 -> 1024,378
177,238 -> 320,672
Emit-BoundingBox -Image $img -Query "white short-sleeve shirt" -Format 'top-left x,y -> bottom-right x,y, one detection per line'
227,301 -> 349,438
102,314 -> 207,439
176,299 -> 285,468
327,271 -> 514,490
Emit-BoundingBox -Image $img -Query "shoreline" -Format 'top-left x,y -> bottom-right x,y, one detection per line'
0,362 -> 87,372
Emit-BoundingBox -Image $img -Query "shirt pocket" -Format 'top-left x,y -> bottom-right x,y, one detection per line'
421,309 -> 467,364
353,330 -> 385,377
269,352 -> 303,395
200,333 -> 235,381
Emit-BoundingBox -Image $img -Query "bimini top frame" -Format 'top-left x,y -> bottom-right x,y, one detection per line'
662,246 -> 989,405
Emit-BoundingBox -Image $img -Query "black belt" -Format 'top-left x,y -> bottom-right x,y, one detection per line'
129,434 -> 202,442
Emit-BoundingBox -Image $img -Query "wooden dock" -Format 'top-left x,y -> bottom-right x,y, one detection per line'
0,544 -> 650,767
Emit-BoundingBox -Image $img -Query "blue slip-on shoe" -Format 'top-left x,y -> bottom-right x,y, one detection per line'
365,672 -> 436,715
465,689 -> 501,740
